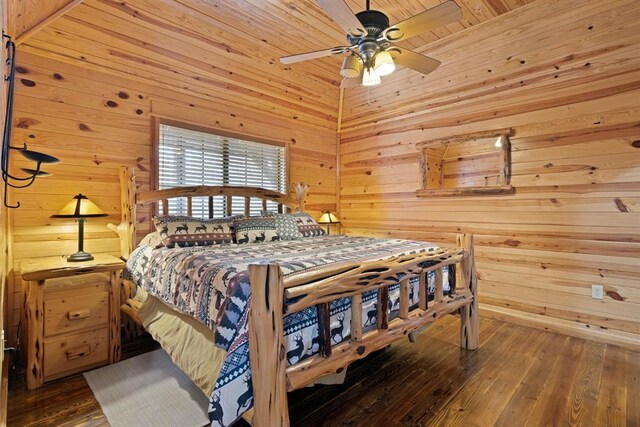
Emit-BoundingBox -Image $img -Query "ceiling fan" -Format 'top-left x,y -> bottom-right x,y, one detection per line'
280,0 -> 463,88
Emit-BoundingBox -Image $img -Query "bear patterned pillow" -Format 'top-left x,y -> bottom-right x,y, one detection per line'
233,216 -> 280,244
152,215 -> 237,248
291,212 -> 326,237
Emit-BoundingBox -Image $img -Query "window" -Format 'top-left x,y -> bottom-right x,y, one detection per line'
157,123 -> 287,216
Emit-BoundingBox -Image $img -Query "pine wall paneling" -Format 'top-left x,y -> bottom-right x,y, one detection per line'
339,0 -> 640,347
5,0 -> 342,345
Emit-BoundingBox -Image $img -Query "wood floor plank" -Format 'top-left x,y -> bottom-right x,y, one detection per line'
563,340 -> 607,426
391,321 -> 512,425
494,333 -> 570,426
524,337 -> 587,427
594,345 -> 628,427
427,326 -> 549,427
452,331 -> 558,427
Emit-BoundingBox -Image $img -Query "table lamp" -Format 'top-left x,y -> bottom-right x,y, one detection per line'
318,211 -> 340,234
51,194 -> 108,262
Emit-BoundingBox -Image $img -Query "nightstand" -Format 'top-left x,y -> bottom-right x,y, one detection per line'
20,254 -> 125,390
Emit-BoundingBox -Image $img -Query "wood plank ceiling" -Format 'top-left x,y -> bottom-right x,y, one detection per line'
9,0 -> 537,108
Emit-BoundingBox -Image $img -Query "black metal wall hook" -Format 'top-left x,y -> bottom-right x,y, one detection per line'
1,33 -> 60,208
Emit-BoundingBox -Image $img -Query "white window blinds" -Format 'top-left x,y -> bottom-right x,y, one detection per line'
158,124 -> 286,217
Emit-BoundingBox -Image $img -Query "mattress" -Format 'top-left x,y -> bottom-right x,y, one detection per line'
126,234 -> 450,425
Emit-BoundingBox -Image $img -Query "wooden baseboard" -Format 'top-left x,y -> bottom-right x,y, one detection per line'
480,303 -> 640,351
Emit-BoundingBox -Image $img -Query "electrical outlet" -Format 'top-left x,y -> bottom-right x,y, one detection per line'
592,284 -> 604,300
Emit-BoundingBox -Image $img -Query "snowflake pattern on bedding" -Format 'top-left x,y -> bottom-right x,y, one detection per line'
126,235 -> 451,427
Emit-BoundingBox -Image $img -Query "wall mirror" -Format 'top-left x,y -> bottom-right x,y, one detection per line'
416,128 -> 515,197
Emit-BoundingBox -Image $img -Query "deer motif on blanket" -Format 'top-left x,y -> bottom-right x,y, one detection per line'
309,333 -> 320,354
330,314 -> 346,344
364,303 -> 377,326
286,333 -> 305,364
236,375 -> 253,416
210,392 -> 224,426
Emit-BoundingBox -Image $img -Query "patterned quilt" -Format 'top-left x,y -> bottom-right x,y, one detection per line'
126,235 -> 450,426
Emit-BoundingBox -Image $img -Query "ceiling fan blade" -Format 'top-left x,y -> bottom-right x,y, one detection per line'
281,46 -> 350,64
340,77 -> 360,89
383,1 -> 462,42
389,48 -> 441,75
317,0 -> 368,38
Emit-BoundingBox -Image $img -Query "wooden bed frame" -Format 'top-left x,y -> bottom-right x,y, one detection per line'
108,166 -> 479,427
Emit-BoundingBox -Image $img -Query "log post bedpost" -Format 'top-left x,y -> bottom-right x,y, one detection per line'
107,166 -> 142,336
248,264 -> 289,427
107,166 -> 136,260
458,233 -> 479,350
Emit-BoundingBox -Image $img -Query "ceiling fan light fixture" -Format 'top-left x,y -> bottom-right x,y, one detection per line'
374,50 -> 395,76
340,54 -> 361,78
362,66 -> 381,86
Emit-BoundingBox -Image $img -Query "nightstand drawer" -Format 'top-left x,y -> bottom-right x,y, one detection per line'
44,328 -> 109,380
44,291 -> 109,336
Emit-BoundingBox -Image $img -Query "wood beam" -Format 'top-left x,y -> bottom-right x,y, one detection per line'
15,0 -> 85,46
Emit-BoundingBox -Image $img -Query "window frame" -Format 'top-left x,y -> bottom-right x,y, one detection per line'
151,117 -> 290,215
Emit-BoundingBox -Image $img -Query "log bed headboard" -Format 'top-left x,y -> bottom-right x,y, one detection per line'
107,166 -> 308,259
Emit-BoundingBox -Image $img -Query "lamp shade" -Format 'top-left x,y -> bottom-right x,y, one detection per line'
362,67 -> 381,86
374,50 -> 395,76
340,54 -> 361,78
317,211 -> 340,224
51,194 -> 108,218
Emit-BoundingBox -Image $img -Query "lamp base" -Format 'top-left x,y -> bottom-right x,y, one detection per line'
67,251 -> 94,262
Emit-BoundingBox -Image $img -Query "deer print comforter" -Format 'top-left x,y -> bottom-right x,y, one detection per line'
125,235 -> 450,426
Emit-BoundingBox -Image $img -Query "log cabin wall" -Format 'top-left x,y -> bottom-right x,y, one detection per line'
339,0 -> 640,348
4,0 -> 340,345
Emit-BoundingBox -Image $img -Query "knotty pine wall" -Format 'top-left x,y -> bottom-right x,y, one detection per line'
4,50 -> 338,345
340,0 -> 640,347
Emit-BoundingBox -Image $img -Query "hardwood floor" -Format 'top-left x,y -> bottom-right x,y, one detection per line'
7,317 -> 640,426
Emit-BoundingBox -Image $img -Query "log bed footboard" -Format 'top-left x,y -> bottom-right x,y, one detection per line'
248,233 -> 478,427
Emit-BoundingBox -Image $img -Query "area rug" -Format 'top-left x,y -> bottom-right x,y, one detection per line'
84,349 -> 209,427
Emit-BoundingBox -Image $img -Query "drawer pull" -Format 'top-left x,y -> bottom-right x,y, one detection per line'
67,309 -> 91,320
66,345 -> 91,360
